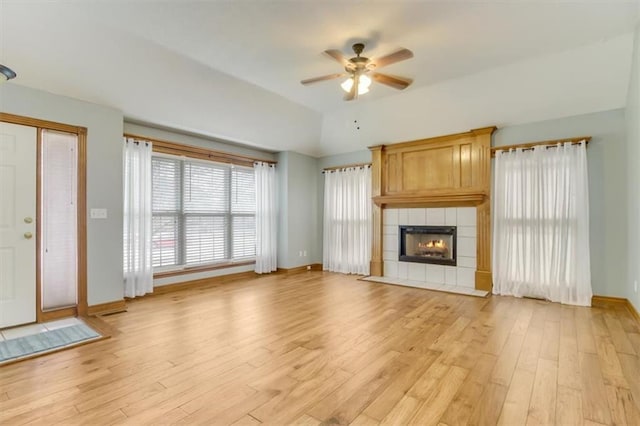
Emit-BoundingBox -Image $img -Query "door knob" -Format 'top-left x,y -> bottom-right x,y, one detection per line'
24,232 -> 33,239
24,217 -> 33,224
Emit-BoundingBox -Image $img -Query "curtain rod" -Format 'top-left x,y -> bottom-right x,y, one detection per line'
125,138 -> 149,146
123,132 -> 277,165
322,162 -> 372,173
491,136 -> 591,157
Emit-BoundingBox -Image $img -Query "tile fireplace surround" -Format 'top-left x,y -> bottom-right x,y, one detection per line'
362,207 -> 489,297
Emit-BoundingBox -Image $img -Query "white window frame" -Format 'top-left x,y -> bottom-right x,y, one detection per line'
151,152 -> 256,273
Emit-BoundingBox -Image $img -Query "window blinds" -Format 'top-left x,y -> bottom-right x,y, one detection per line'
231,167 -> 256,260
151,156 -> 256,269
41,129 -> 78,310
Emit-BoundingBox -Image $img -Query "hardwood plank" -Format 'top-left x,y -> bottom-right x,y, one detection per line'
0,273 -> 638,425
189,390 -> 278,426
230,414 -> 262,426
618,353 -> 640,414
428,316 -> 471,351
628,333 -> 640,356
306,351 -> 401,422
409,366 -> 469,425
516,324 -> 543,374
526,358 -> 558,425
604,312 -> 637,355
467,382 -> 508,426
594,334 -> 630,389
497,368 -> 535,426
439,353 -> 498,426
539,320 -> 560,361
576,308 -> 598,354
348,413 -> 379,426
380,395 -> 423,426
606,385 -> 640,426
438,380 -> 484,426
558,313 -> 582,390
406,360 -> 450,399
490,331 -> 525,386
555,385 -> 583,426
251,368 -> 352,424
361,351 -> 440,421
580,352 -> 613,425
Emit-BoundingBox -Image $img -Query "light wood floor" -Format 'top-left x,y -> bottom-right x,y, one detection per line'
1,272 -> 640,425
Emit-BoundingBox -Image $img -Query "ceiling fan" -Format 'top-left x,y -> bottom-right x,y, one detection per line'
301,43 -> 413,101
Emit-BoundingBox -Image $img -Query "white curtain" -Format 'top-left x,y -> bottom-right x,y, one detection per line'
123,138 -> 153,298
323,166 -> 372,275
254,162 -> 277,273
492,141 -> 592,306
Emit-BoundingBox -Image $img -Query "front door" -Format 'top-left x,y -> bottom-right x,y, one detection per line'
0,122 -> 37,328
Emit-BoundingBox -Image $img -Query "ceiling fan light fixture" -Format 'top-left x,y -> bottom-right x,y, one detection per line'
341,74 -> 371,95
301,43 -> 413,101
0,64 -> 17,83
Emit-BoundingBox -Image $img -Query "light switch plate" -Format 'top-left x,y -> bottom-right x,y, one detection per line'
90,208 -> 108,219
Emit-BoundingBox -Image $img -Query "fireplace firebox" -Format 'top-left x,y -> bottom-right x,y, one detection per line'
399,225 -> 457,266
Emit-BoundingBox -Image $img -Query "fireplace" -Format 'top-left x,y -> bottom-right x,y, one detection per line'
399,225 -> 457,266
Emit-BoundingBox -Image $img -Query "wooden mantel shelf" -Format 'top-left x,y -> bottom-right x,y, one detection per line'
373,191 -> 487,208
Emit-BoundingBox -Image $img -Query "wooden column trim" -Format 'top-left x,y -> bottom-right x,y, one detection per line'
35,129 -> 43,323
370,146 -> 383,276
76,128 -> 88,316
475,128 -> 494,291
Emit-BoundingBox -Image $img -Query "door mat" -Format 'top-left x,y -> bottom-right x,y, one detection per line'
0,323 -> 101,363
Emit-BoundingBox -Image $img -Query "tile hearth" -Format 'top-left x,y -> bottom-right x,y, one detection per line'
361,275 -> 489,297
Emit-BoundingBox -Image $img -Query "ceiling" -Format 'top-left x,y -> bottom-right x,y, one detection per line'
1,0 -> 639,155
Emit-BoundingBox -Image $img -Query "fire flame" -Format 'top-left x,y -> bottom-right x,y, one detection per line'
418,240 -> 446,249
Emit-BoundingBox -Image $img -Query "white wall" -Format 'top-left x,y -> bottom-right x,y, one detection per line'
0,84 -> 124,305
276,151 -> 320,268
626,23 -> 640,312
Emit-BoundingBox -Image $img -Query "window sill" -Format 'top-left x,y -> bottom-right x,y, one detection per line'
153,260 -> 255,279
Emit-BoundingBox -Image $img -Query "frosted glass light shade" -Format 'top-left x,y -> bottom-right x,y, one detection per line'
341,74 -> 371,94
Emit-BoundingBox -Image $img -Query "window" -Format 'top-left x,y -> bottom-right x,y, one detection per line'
41,129 -> 78,310
151,154 -> 256,270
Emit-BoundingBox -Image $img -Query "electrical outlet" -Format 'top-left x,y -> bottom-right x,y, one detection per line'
90,208 -> 108,219
303,250 -> 307,257
635,280 -> 638,293
299,250 -> 303,257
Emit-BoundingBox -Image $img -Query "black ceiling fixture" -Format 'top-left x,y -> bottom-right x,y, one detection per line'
0,64 -> 17,82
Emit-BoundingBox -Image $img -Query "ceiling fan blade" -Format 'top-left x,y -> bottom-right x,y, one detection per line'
371,48 -> 413,68
301,73 -> 347,85
324,49 -> 350,66
344,74 -> 358,101
371,72 -> 413,90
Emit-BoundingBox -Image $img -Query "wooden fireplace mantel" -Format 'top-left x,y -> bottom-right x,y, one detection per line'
373,190 -> 487,208
369,126 -> 496,291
